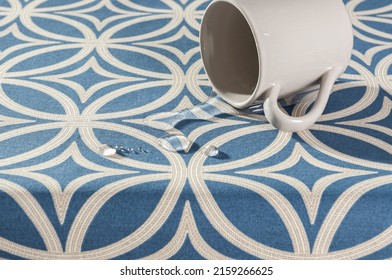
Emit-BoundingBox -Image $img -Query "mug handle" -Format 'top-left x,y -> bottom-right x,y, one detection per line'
263,66 -> 343,132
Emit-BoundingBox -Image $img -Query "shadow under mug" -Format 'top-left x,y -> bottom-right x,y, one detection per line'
200,0 -> 353,132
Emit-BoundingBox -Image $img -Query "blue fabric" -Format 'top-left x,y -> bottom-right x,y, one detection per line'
0,0 -> 391,259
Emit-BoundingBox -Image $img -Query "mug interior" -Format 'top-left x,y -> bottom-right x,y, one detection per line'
200,1 -> 259,104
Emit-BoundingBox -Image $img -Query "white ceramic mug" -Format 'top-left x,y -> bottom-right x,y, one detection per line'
200,0 -> 353,132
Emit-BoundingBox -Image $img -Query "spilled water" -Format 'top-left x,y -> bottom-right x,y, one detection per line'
99,89 -> 315,158
157,133 -> 192,153
98,144 -> 117,157
98,144 -> 150,157
143,90 -> 313,157
144,94 -> 244,156
202,144 -> 219,157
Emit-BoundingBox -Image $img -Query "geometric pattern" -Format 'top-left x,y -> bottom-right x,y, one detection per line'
0,0 -> 391,259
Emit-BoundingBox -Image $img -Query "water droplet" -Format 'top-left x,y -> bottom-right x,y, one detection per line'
114,146 -> 129,153
158,133 -> 191,153
98,144 -> 117,157
202,145 -> 219,157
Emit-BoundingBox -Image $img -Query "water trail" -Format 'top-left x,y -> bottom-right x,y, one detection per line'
144,89 -> 316,155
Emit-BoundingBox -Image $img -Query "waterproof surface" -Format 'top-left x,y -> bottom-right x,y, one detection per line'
0,0 -> 391,259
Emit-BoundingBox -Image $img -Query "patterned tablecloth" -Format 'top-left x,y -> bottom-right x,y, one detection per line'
0,0 -> 391,260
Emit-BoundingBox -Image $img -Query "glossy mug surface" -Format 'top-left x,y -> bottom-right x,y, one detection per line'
200,0 -> 353,132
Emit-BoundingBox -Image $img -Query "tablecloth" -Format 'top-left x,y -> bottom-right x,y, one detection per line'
0,0 -> 391,260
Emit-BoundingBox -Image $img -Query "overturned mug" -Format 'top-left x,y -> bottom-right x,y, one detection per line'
200,0 -> 353,132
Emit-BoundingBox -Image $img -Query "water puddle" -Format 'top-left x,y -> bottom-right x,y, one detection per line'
157,133 -> 192,153
202,144 -> 219,157
98,144 -> 117,157
99,89 -> 316,158
144,89 -> 315,156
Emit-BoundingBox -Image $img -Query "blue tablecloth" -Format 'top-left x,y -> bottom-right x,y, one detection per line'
0,0 -> 391,259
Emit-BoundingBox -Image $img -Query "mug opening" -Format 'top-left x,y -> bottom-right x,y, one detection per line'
200,1 -> 260,105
